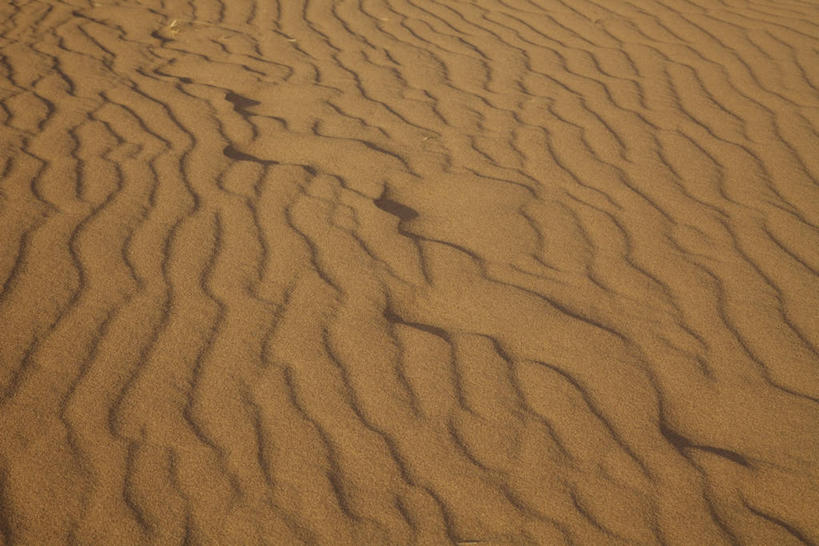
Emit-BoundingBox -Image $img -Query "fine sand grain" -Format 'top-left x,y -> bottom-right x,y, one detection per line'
1,0 -> 819,544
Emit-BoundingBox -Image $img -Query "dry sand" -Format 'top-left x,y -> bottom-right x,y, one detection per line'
1,0 -> 819,544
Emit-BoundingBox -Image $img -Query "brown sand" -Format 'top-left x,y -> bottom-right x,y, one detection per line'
1,0 -> 818,544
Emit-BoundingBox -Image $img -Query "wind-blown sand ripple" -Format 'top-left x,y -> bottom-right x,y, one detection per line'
1,0 -> 818,544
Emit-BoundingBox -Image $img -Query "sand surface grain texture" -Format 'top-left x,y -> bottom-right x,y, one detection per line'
1,0 -> 818,544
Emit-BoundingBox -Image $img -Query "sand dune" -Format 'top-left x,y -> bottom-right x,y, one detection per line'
1,0 -> 818,543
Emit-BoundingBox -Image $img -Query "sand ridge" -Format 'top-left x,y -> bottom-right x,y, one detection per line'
1,0 -> 818,544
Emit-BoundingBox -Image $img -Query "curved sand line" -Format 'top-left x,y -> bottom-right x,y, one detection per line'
1,0 -> 818,543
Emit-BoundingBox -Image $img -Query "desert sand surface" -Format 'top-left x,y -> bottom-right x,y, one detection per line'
1,0 -> 819,544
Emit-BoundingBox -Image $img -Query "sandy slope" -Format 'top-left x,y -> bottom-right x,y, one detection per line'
1,0 -> 818,543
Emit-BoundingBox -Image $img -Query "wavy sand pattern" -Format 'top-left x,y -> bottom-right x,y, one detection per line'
1,0 -> 819,544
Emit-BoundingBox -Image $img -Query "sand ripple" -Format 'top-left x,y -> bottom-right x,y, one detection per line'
1,0 -> 818,543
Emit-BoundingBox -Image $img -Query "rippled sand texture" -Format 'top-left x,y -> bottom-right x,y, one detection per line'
2,0 -> 819,543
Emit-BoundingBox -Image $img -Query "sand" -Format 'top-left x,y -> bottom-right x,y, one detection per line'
1,0 -> 818,544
